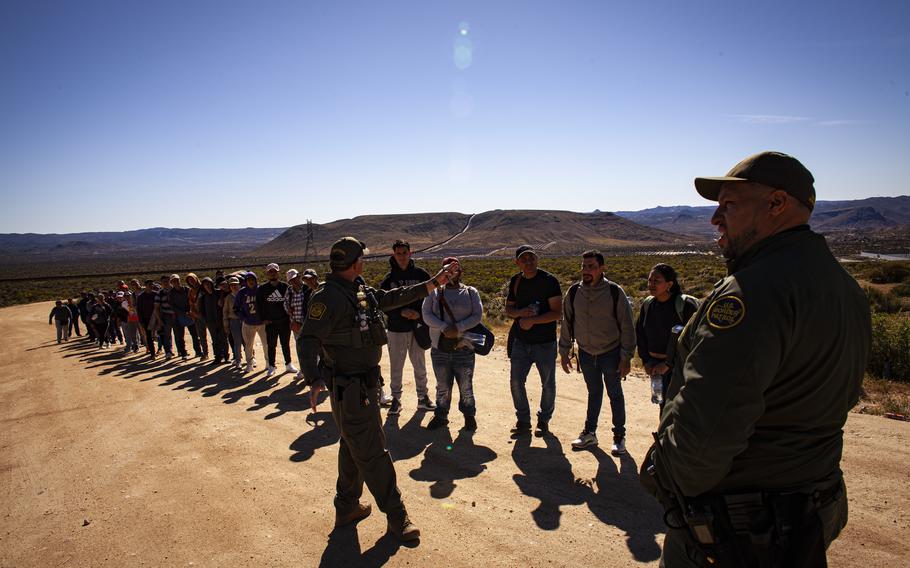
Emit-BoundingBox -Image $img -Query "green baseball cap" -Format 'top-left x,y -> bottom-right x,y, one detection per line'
330,237 -> 370,269
694,151 -> 816,211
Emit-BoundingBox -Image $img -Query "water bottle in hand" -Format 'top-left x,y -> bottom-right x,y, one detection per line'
650,373 -> 663,405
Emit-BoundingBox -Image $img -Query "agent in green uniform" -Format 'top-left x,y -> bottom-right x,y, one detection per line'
641,152 -> 871,567
299,237 -> 455,542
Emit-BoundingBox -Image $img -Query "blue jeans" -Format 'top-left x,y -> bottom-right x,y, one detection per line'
430,347 -> 476,418
509,338 -> 557,424
578,347 -> 625,439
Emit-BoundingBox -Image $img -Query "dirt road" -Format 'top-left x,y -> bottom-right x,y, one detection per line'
2,302 -> 908,567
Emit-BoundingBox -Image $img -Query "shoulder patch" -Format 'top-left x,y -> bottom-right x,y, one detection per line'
706,295 -> 745,329
308,302 -> 327,320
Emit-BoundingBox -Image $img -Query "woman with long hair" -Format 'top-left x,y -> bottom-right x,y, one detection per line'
636,263 -> 699,409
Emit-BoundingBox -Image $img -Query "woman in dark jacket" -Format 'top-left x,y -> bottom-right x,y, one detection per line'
635,263 -> 699,411
198,277 -> 227,364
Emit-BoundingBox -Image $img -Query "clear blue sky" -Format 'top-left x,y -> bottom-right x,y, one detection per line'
2,0 -> 908,233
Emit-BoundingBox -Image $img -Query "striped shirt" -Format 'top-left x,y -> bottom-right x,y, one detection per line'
155,287 -> 174,316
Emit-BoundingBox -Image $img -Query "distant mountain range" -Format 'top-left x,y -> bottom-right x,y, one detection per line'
0,227 -> 286,258
3,195 -> 908,260
615,196 -> 910,237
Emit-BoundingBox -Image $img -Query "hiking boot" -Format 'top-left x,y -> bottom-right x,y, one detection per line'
510,421 -> 531,434
463,415 -> 477,432
571,431 -> 598,450
387,514 -> 420,542
611,437 -> 627,456
334,502 -> 372,528
417,396 -> 436,411
426,416 -> 448,430
388,398 -> 402,416
535,421 -> 550,437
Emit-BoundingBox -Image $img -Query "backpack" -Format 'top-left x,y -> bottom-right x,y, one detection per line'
565,280 -> 625,339
640,294 -> 699,326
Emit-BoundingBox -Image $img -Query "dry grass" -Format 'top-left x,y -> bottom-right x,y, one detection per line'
856,375 -> 910,419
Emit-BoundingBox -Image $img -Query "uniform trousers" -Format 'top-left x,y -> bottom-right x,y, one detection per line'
330,374 -> 406,521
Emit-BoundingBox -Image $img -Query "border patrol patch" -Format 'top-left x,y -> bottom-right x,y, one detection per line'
706,295 -> 745,329
308,302 -> 327,320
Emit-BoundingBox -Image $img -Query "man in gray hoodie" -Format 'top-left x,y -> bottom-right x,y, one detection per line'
558,250 -> 635,455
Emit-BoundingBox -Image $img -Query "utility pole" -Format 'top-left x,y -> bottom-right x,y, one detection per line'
303,219 -> 318,263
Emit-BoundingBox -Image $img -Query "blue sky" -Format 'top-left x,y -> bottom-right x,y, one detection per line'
1,0 -> 908,233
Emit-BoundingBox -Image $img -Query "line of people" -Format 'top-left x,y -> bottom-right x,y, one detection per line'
59,267 -> 321,378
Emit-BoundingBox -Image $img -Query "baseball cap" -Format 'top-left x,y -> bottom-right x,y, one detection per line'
302,269 -> 318,278
442,256 -> 459,266
227,276 -> 240,285
515,245 -> 539,259
286,269 -> 299,281
330,237 -> 369,269
169,274 -> 180,282
266,263 -> 280,272
694,151 -> 816,211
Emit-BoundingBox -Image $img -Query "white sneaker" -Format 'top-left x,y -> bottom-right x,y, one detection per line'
285,363 -> 298,374
379,390 -> 393,407
611,437 -> 627,456
295,370 -> 305,381
245,361 -> 254,373
571,431 -> 598,450
266,366 -> 276,377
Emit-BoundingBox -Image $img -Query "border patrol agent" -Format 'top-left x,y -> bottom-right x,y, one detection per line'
641,152 -> 871,567
299,237 -> 454,542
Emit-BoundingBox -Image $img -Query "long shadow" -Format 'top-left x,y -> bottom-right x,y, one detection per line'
289,410 -> 339,462
408,428 -> 497,499
318,525 -> 410,568
583,447 -> 663,562
220,374 -> 281,404
249,380 -> 330,419
385,410 -> 433,462
511,433 -> 587,530
510,433 -> 663,562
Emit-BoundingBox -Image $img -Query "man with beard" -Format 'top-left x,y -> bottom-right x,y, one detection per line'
641,152 -> 870,567
558,250 -> 635,455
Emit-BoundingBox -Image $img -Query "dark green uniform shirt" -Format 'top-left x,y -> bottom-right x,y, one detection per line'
299,274 -> 430,381
654,226 -> 869,497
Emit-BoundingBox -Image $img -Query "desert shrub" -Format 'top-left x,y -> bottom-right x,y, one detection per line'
868,312 -> 910,382
864,286 -> 902,314
869,263 -> 910,284
892,282 -> 910,297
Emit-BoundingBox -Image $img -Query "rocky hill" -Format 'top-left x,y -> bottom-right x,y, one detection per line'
254,209 -> 693,259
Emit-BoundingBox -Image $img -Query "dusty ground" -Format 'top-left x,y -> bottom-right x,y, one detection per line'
2,302 -> 908,567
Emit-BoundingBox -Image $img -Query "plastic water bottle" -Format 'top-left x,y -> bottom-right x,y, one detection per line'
462,331 -> 486,347
650,373 -> 663,405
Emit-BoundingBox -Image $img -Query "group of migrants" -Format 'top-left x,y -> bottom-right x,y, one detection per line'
47,152 -> 869,567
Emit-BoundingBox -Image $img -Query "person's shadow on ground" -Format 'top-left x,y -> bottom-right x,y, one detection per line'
289,410 -> 339,462
385,409 -> 433,462
249,381 -> 329,420
511,433 -> 663,562
583,446 -> 663,562
318,524 -> 413,568
408,427 -> 497,499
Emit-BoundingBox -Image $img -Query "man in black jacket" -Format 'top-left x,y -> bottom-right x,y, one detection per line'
378,240 -> 435,416
257,263 -> 295,377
